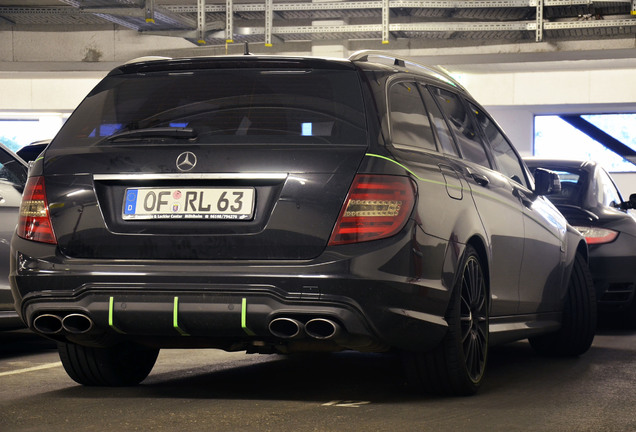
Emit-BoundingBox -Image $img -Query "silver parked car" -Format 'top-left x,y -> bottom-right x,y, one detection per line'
0,143 -> 27,328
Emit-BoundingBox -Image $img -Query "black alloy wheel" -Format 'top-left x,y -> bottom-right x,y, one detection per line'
404,245 -> 489,396
459,253 -> 489,384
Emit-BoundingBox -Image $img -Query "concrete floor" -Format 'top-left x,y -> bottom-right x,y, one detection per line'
1,327 -> 635,431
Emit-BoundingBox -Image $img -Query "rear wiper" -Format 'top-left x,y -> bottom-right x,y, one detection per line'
98,127 -> 198,144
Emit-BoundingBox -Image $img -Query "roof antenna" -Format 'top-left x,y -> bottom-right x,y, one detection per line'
244,42 -> 251,55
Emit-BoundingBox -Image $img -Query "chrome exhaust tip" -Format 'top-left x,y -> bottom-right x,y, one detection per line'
269,317 -> 305,339
32,314 -> 63,335
62,313 -> 94,334
305,318 -> 340,340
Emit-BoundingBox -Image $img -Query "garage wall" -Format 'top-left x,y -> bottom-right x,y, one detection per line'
459,69 -> 636,195
1,65 -> 635,194
0,72 -> 104,112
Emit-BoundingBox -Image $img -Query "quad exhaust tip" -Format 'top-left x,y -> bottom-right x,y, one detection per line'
269,317 -> 342,340
33,313 -> 94,335
62,313 -> 94,334
305,318 -> 340,340
32,314 -> 63,335
268,317 -> 304,339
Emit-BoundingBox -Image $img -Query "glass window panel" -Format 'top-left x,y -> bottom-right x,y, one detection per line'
389,82 -> 436,151
429,87 -> 490,168
470,103 -> 527,187
421,87 -> 458,157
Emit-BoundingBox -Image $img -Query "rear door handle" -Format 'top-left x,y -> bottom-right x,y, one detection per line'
466,169 -> 489,187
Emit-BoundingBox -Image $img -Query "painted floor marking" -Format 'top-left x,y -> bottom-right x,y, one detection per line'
322,400 -> 371,408
0,362 -> 62,377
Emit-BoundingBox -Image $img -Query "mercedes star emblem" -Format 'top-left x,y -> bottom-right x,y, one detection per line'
176,151 -> 197,172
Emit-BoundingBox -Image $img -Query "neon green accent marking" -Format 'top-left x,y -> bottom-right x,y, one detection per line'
241,298 -> 256,336
35,156 -> 44,163
365,153 -> 562,242
108,297 -> 114,326
366,153 -> 426,181
108,297 -> 125,334
366,153 -> 451,188
173,297 -> 190,336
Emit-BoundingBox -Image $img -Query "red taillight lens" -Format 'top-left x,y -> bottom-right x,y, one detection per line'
573,226 -> 618,245
17,176 -> 57,244
328,174 -> 416,246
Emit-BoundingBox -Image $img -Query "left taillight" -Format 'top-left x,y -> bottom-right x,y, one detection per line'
17,176 -> 57,244
328,174 -> 416,246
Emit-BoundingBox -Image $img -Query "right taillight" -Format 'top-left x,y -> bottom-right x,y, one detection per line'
17,176 -> 57,244
328,174 -> 416,246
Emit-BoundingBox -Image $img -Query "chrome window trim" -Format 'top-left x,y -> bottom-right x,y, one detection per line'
93,173 -> 288,181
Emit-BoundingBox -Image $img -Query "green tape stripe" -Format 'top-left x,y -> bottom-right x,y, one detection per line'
366,152 -> 521,208
365,153 -> 562,242
365,153 -> 460,190
241,298 -> 256,336
173,297 -> 190,336
108,297 -> 125,334
366,153 -> 427,182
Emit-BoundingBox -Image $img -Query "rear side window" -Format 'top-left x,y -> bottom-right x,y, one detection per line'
429,87 -> 491,168
0,148 -> 26,205
53,68 -> 367,147
388,82 -> 436,151
469,102 -> 527,187
0,148 -> 25,189
549,170 -> 585,206
597,168 -> 622,208
421,87 -> 458,157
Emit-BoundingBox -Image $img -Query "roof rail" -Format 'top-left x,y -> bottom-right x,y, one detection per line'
125,56 -> 172,65
348,50 -> 466,92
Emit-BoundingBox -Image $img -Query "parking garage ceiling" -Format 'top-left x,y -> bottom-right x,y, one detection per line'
0,0 -> 636,73
1,1 -> 635,46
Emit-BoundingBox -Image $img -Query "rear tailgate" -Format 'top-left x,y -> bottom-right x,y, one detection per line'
41,57 -> 369,260
44,144 -> 366,260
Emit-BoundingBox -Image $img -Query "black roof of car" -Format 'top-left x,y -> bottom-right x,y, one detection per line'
524,158 -> 598,173
112,50 -> 468,95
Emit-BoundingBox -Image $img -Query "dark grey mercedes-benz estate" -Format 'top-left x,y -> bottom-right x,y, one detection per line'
10,51 -> 596,395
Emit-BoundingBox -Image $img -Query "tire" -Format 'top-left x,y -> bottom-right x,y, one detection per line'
404,245 -> 489,396
58,341 -> 159,386
529,252 -> 596,356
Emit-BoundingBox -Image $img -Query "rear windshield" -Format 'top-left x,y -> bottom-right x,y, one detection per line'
539,169 -> 586,207
53,68 -> 367,147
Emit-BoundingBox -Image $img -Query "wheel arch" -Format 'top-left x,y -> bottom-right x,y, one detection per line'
565,224 -> 589,282
466,235 -> 491,296
576,239 -> 588,263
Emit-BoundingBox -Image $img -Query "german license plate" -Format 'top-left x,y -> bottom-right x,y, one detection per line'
123,187 -> 255,220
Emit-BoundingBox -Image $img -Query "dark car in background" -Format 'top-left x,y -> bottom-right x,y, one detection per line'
526,159 -> 636,325
0,143 -> 27,329
10,52 -> 595,395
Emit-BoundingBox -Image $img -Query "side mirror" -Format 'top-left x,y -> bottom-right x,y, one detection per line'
628,193 -> 636,209
534,168 -> 561,196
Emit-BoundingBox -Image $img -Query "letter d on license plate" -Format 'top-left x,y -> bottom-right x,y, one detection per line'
123,187 -> 255,220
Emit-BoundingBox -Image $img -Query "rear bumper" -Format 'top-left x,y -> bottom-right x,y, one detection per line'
0,310 -> 24,330
589,241 -> 636,310
10,231 -> 452,353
